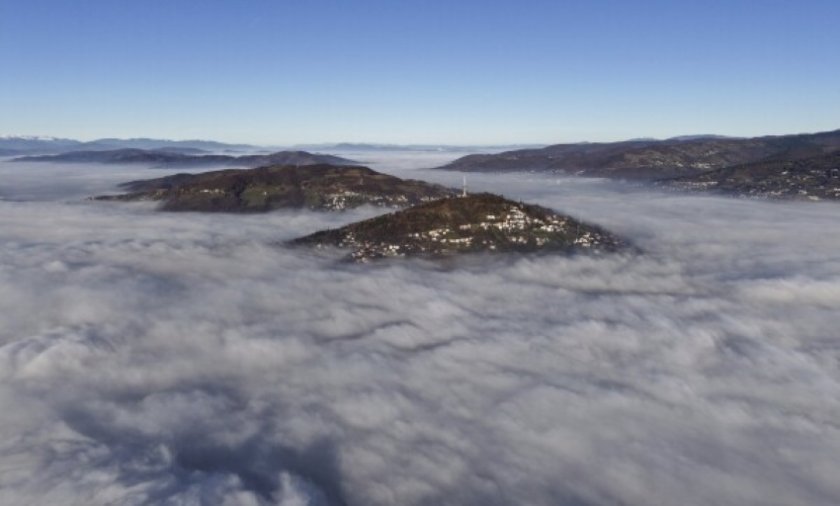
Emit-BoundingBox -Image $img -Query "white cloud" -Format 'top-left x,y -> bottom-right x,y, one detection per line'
1,157 -> 840,505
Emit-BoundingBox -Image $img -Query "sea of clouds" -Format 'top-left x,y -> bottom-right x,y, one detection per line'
1,153 -> 840,505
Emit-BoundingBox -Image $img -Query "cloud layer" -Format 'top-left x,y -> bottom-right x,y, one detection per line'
2,156 -> 840,505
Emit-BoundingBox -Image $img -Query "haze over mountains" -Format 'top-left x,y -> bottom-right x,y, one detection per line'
292,142 -> 546,153
14,149 -> 356,169
0,135 -> 543,157
0,135 -> 258,156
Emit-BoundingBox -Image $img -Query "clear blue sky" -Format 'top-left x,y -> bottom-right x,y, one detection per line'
1,0 -> 839,145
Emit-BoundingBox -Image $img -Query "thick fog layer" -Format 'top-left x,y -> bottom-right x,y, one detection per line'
1,155 -> 840,505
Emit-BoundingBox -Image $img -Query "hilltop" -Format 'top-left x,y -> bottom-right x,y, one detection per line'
291,193 -> 628,261
93,164 -> 455,212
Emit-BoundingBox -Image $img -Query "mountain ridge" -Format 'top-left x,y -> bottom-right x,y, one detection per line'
0,136 -> 259,155
13,149 -> 355,168
433,128 -> 840,180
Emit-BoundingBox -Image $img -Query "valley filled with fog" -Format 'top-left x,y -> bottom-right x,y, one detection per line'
2,153 -> 840,506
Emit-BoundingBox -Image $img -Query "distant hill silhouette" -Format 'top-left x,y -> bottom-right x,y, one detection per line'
0,135 -> 258,155
14,149 -> 356,168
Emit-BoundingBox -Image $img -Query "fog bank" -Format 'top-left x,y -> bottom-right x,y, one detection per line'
1,157 -> 840,505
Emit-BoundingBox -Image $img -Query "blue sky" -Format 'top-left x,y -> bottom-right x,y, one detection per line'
1,0 -> 839,144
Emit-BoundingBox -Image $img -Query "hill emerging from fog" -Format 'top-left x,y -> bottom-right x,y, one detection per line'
434,129 -> 840,180
94,164 -> 456,212
14,149 -> 355,168
292,193 -> 629,261
663,152 -> 840,200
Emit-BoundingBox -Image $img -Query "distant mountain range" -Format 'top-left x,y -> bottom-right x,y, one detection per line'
93,164 -> 455,212
293,142 -> 547,153
291,193 -> 629,261
0,135 -> 542,157
0,136 -> 259,156
434,129 -> 840,180
13,149 -> 355,168
9,131 -> 840,202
